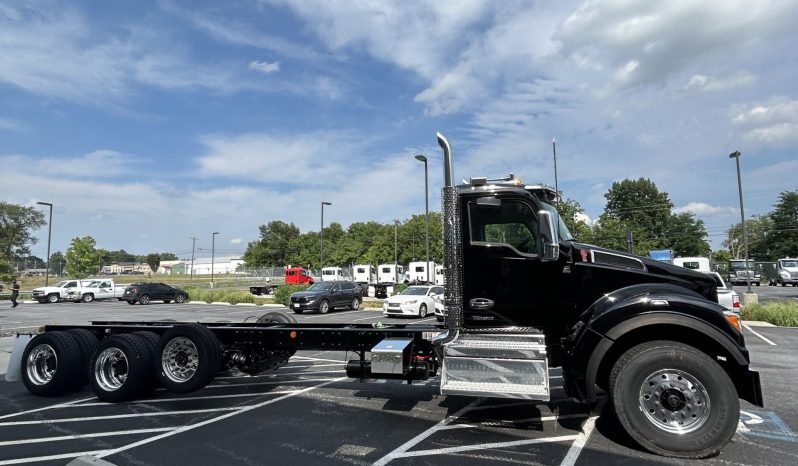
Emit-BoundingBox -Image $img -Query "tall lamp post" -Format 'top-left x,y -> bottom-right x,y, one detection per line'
320,202 -> 332,268
729,151 -> 752,294
36,202 -> 53,286
211,232 -> 219,286
415,154 -> 430,283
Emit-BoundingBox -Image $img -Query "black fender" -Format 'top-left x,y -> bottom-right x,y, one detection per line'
565,283 -> 754,403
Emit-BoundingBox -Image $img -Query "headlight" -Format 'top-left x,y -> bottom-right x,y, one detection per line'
405,300 -> 417,305
781,272 -> 791,278
382,303 -> 388,310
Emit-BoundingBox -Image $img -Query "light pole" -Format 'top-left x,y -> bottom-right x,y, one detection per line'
320,202 -> 332,268
190,236 -> 197,280
36,202 -> 53,286
415,154 -> 430,283
729,151 -> 752,294
211,232 -> 219,286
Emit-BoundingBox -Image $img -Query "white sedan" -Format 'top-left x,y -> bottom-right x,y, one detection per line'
383,285 -> 444,318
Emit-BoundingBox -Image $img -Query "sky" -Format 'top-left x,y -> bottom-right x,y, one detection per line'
2,0 -> 797,261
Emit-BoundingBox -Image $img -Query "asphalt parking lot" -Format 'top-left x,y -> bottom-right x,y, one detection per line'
0,300 -> 796,465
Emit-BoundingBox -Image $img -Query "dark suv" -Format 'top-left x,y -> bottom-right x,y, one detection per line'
123,283 -> 188,305
289,280 -> 363,314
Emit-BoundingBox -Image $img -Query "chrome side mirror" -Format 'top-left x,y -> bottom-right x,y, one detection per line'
538,210 -> 560,261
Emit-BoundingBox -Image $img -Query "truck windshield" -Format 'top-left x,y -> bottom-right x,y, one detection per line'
781,261 -> 798,268
54,281 -> 69,287
540,202 -> 574,241
730,261 -> 754,270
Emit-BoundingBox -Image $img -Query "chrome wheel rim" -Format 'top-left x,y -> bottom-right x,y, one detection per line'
639,368 -> 710,434
320,301 -> 328,313
140,296 -> 150,304
26,344 -> 57,386
352,298 -> 359,310
162,337 -> 199,383
94,347 -> 128,391
175,294 -> 185,303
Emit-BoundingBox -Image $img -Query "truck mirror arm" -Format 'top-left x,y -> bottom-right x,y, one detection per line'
538,210 -> 560,261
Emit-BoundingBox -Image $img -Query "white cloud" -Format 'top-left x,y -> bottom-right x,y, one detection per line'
555,0 -> 798,90
249,60 -> 281,74
732,99 -> 798,145
674,202 -> 737,217
230,238 -> 243,245
0,117 -> 24,132
681,73 -> 754,93
1,150 -> 135,178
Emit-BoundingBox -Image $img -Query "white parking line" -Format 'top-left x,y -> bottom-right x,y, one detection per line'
67,390 -> 298,407
0,407 -> 240,426
438,413 -> 588,430
215,368 -> 343,380
0,449 -> 111,465
0,427 -> 175,447
300,310 -> 363,319
95,377 -> 347,460
394,435 -> 579,460
742,323 -> 777,346
206,377 -> 340,388
0,396 -> 96,421
560,412 -> 600,466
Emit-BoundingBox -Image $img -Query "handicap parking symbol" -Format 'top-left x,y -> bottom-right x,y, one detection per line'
738,410 -> 797,442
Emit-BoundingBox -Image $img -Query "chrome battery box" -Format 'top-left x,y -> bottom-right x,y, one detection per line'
371,338 -> 413,375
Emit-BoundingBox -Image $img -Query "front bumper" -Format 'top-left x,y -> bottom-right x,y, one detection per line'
290,301 -> 319,311
383,303 -> 418,316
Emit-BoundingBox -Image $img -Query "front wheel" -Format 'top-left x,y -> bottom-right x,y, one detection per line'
139,295 -> 150,305
318,299 -> 330,314
350,297 -> 361,310
174,293 -> 187,304
609,340 -> 739,458
47,294 -> 59,304
418,303 -> 428,318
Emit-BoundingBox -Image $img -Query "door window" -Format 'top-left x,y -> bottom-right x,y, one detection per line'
469,200 -> 538,255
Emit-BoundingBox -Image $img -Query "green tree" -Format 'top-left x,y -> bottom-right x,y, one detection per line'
159,252 -> 178,261
603,178 -> 673,248
664,212 -> 710,257
768,191 -> 798,258
49,251 -> 65,276
723,216 -> 773,260
244,221 -> 301,267
146,253 -> 161,273
558,197 -> 593,242
65,236 -> 102,278
0,201 -> 46,280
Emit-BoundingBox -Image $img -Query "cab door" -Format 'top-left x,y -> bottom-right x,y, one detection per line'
96,281 -> 113,300
462,196 -> 567,329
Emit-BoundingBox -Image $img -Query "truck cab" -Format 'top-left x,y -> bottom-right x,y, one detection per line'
352,264 -> 375,284
728,259 -> 760,286
284,267 -> 314,285
408,261 -> 436,284
321,266 -> 349,282
777,258 -> 798,286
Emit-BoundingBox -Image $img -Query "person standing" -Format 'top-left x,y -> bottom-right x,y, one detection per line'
10,279 -> 20,308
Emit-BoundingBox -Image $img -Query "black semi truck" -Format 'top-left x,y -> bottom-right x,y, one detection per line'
10,132 -> 762,459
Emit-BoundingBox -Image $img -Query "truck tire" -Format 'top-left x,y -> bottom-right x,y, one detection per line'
254,313 -> 297,369
21,331 -> 83,396
90,334 -> 154,402
350,297 -> 361,310
318,299 -> 330,314
609,340 -> 739,458
155,324 -> 220,394
81,293 -> 94,303
47,293 -> 59,304
65,329 -> 99,388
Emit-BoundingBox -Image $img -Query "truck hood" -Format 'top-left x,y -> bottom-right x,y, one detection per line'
570,243 -> 717,301
32,286 -> 64,293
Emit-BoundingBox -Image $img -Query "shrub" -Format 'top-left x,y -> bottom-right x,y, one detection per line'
274,284 -> 310,306
742,301 -> 798,327
182,286 -> 257,304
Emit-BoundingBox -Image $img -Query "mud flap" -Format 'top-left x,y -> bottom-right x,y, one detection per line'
4,334 -> 35,382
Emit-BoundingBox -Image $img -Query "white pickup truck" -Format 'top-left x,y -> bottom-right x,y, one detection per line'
32,279 -> 126,303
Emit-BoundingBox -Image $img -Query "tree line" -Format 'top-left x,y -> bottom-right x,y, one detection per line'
722,191 -> 798,261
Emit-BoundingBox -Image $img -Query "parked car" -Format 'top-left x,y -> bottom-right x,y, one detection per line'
289,280 -> 363,314
383,285 -> 444,318
122,283 -> 188,305
704,272 -> 741,314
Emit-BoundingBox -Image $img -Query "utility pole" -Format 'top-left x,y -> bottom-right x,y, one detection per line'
729,151 -> 752,294
36,202 -> 53,286
190,237 -> 197,280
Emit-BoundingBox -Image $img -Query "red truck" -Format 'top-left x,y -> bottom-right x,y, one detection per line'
249,266 -> 314,295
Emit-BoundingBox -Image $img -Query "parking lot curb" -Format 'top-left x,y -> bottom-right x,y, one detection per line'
235,303 -> 258,306
743,320 -> 777,327
210,302 -> 232,306
187,301 -> 209,305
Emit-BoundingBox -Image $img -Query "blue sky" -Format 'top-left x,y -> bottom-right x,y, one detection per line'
2,0 -> 797,261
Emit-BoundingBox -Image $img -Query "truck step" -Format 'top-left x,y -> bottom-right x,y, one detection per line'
443,333 -> 546,359
440,356 -> 549,400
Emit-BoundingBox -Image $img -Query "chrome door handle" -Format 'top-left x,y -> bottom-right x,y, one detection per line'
469,298 -> 494,310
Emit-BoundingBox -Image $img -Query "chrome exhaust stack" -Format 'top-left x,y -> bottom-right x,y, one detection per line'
438,132 -> 463,333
